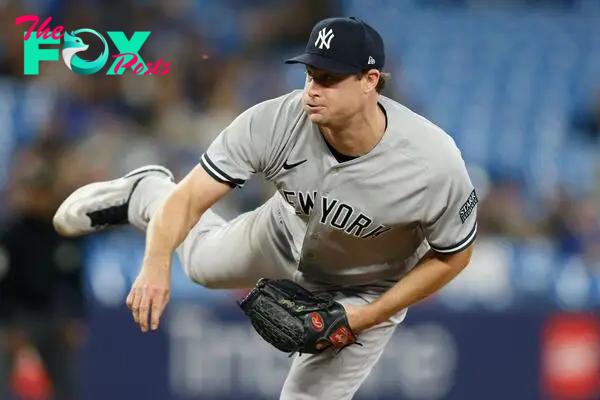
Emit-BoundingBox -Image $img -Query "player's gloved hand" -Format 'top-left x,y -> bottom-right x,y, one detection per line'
126,262 -> 171,332
238,278 -> 360,355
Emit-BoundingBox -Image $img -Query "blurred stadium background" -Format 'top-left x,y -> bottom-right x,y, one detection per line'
0,0 -> 599,399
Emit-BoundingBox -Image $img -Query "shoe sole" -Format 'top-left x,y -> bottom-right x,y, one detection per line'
53,165 -> 174,237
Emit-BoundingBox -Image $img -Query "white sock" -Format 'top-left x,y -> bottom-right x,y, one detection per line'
128,176 -> 176,231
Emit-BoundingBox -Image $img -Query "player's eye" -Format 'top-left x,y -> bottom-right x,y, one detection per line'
314,74 -> 344,87
306,69 -> 348,88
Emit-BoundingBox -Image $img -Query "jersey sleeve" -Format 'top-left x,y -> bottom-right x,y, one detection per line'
199,103 -> 268,188
421,146 -> 478,255
200,91 -> 303,187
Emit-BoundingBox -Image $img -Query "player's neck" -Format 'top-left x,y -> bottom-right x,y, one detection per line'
320,101 -> 386,157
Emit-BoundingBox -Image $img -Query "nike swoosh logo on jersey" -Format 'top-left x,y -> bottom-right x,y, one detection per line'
282,159 -> 307,170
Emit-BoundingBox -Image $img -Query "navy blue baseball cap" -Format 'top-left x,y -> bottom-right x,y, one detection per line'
285,17 -> 385,75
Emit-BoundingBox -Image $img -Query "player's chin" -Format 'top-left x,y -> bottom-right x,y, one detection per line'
307,113 -> 321,122
307,110 -> 327,124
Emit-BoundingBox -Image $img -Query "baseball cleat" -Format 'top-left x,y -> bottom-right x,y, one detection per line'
53,165 -> 174,237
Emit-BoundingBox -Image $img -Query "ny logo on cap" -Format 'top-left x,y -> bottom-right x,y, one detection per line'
315,27 -> 334,50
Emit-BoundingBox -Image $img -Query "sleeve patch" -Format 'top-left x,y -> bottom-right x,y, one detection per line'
459,189 -> 478,224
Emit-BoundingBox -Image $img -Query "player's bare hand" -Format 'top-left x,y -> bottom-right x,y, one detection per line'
126,263 -> 171,332
343,303 -> 376,334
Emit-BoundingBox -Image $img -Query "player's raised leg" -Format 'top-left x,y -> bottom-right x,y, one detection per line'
53,165 -> 297,289
52,165 -> 175,237
174,193 -> 298,288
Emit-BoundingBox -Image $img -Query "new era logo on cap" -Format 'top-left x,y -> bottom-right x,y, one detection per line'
315,27 -> 335,50
368,56 -> 375,65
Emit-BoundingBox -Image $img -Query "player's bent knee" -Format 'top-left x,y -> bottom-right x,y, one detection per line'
179,259 -> 220,289
179,256 -> 242,290
176,251 -> 212,288
175,244 -> 214,287
189,272 -> 249,290
189,275 -> 227,290
181,266 -> 221,289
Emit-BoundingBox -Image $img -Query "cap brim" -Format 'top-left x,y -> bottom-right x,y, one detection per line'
284,53 -> 361,75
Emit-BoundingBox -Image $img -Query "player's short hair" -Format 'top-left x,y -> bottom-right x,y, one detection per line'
357,70 -> 390,93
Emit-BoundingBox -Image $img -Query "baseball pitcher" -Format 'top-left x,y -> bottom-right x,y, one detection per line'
53,16 -> 478,399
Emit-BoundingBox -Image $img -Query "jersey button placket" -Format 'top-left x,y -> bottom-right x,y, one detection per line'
320,166 -> 335,196
312,167 -> 334,241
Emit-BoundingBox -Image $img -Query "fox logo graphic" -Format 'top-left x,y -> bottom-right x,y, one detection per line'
62,30 -> 109,75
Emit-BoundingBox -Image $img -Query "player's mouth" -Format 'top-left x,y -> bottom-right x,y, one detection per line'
306,104 -> 323,112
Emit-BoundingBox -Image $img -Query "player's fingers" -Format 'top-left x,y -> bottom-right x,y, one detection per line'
151,291 -> 170,331
150,299 -> 162,332
131,289 -> 143,325
138,289 -> 152,332
126,287 -> 136,310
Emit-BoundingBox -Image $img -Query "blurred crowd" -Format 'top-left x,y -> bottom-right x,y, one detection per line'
475,91 -> 600,276
0,0 -> 599,398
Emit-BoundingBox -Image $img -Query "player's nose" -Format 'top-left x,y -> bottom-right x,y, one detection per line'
305,79 -> 321,98
306,88 -> 321,101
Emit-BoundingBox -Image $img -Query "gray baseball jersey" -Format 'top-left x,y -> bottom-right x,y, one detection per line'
199,89 -> 478,289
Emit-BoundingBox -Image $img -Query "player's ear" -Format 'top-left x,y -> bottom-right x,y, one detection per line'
361,69 -> 380,93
